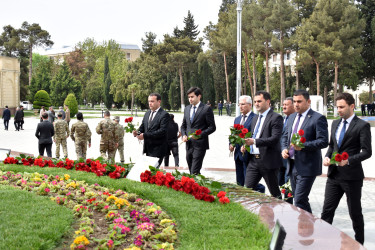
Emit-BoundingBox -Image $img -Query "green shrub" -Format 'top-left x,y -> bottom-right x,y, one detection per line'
64,93 -> 78,118
33,90 -> 51,110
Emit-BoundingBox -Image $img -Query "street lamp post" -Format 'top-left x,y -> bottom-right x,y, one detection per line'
236,0 -> 243,117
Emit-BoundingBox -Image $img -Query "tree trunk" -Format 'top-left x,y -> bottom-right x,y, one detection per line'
223,52 -> 230,102
295,50 -> 299,90
252,50 -> 257,95
324,86 -> 327,106
280,32 -> 285,103
29,44 -> 33,86
334,61 -> 338,102
313,57 -> 320,95
370,78 -> 374,103
179,66 -> 185,111
244,49 -> 254,100
131,91 -> 134,115
265,40 -> 270,92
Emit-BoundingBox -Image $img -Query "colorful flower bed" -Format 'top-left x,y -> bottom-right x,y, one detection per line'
0,170 -> 177,250
3,155 -> 132,179
140,167 -> 230,204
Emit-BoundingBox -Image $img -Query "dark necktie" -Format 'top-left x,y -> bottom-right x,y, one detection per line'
289,114 -> 302,158
338,120 -> 347,148
283,116 -> 289,130
240,115 -> 247,125
190,106 -> 196,123
251,115 -> 263,153
148,111 -> 155,128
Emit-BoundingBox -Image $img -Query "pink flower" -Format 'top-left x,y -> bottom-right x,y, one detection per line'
44,188 -> 50,193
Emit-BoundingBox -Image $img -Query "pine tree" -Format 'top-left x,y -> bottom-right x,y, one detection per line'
183,11 -> 200,40
103,56 -> 113,109
141,32 -> 157,53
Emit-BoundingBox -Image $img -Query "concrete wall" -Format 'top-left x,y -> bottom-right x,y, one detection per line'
0,56 -> 20,116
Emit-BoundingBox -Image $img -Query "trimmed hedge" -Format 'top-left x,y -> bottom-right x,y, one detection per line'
33,90 -> 51,110
64,93 -> 78,118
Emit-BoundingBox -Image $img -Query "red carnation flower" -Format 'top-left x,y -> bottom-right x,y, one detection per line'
281,189 -> 286,194
128,117 -> 133,122
287,193 -> 293,198
239,125 -> 244,130
300,137 -> 306,143
195,129 -> 202,136
125,118 -> 129,123
219,196 -> 230,204
335,153 -> 343,162
239,133 -> 246,138
341,152 -> 349,161
298,129 -> 304,136
242,128 -> 248,134
217,191 -> 226,198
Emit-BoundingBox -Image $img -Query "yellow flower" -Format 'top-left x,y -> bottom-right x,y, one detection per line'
123,247 -> 141,250
106,195 -> 118,203
147,207 -> 157,214
115,198 -> 129,208
73,235 -> 89,245
64,174 -> 70,180
75,230 -> 80,235
66,182 -> 77,189
160,219 -> 173,225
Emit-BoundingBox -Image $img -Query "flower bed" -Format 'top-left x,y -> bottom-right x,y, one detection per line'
140,167 -> 230,204
0,170 -> 177,250
3,155 -> 132,179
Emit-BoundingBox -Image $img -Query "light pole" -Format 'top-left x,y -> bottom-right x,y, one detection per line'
236,0 -> 243,117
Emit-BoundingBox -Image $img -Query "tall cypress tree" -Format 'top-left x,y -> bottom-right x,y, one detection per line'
103,55 -> 113,109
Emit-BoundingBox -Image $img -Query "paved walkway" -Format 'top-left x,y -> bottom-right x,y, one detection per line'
1,111 -> 374,249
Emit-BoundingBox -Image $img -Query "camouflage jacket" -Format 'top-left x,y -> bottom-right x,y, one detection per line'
114,123 -> 124,144
65,108 -> 70,122
53,119 -> 69,140
96,118 -> 118,142
71,120 -> 91,143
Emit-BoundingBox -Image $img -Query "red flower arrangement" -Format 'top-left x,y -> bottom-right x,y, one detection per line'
330,151 -> 349,165
3,156 -> 132,179
229,124 -> 252,153
140,169 -> 227,204
124,117 -> 137,133
290,129 -> 306,149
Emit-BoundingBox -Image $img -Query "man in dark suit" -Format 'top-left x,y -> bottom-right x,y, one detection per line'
279,97 -> 295,186
282,89 -> 328,213
243,91 -> 283,198
181,87 -> 216,175
133,93 -> 169,167
2,105 -> 11,130
35,112 -> 55,157
321,93 -> 372,245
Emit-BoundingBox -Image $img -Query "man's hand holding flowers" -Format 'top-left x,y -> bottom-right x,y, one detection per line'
324,152 -> 349,167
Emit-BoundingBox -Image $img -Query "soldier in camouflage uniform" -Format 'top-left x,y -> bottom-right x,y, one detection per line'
96,110 -> 118,161
71,112 -> 91,160
113,116 -> 125,163
53,112 -> 70,158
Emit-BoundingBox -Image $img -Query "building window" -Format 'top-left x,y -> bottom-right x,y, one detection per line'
126,53 -> 131,60
286,52 -> 290,60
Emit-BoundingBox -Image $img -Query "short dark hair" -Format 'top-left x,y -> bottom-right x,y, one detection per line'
104,110 -> 110,116
336,93 -> 355,106
77,112 -> 83,120
294,89 -> 310,100
187,87 -> 202,97
5,105 -> 8,108
64,104 -> 69,107
42,112 -> 48,119
57,112 -> 63,117
149,93 -> 161,101
255,91 -> 271,101
169,114 -> 174,120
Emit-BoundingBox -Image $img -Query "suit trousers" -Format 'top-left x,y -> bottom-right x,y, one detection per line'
321,177 -> 364,244
4,120 -> 9,130
245,155 -> 281,198
289,160 -> 316,213
39,143 -> 52,157
235,157 -> 247,186
164,142 -> 179,167
186,146 -> 206,175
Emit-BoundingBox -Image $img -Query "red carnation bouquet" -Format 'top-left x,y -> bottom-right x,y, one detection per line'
330,151 -> 349,166
290,129 -> 306,149
179,129 -> 202,146
229,124 -> 252,153
124,117 -> 137,133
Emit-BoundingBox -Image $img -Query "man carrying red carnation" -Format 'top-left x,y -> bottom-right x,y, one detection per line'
321,93 -> 372,245
229,95 -> 265,193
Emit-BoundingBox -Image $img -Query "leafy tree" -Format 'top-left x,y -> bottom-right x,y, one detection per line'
33,90 -> 51,110
64,48 -> 87,83
141,32 -> 157,54
64,93 -> 78,118
103,55 -> 113,109
20,21 -> 53,86
50,61 -> 82,106
28,57 -> 53,101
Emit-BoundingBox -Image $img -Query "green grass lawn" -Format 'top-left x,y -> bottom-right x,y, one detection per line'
0,185 -> 74,249
0,164 -> 271,249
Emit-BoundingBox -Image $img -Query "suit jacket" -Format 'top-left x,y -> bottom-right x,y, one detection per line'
249,109 -> 283,169
14,110 -> 23,121
138,108 -> 169,158
35,120 -> 55,144
326,116 -> 372,180
233,112 -> 255,162
181,103 -> 216,150
2,109 -> 11,120
281,109 -> 329,176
